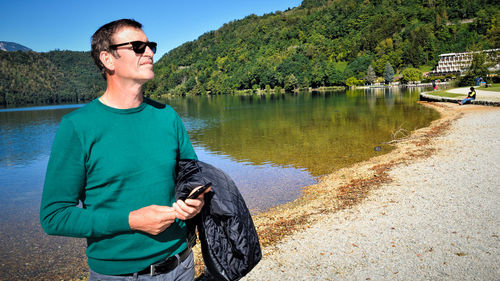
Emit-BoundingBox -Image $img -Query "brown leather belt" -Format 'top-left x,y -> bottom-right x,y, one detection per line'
120,247 -> 191,276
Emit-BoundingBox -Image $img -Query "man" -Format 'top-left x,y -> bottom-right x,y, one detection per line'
40,19 -> 208,280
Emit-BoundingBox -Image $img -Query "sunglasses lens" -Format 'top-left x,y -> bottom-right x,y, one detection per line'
131,42 -> 147,54
149,43 -> 157,54
131,41 -> 157,54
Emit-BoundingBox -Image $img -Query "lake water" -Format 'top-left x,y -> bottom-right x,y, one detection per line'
0,87 -> 439,279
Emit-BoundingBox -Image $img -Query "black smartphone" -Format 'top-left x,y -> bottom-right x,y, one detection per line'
186,182 -> 212,200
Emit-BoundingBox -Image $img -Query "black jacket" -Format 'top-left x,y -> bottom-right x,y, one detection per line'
175,159 -> 262,281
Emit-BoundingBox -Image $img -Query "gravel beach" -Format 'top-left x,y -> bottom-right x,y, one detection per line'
243,103 -> 500,281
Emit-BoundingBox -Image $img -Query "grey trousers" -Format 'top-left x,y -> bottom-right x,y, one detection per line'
88,252 -> 195,281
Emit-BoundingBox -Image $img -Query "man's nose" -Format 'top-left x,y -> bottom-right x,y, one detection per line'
144,45 -> 155,57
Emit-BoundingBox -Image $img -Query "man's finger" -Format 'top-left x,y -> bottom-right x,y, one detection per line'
158,205 -> 176,212
180,200 -> 198,213
184,197 -> 203,208
173,201 -> 190,219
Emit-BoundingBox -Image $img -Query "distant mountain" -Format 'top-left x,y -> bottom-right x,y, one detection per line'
0,41 -> 32,52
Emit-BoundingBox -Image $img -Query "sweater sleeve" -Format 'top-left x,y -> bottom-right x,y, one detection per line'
40,117 -> 130,238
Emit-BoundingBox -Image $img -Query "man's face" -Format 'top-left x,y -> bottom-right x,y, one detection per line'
110,27 -> 154,83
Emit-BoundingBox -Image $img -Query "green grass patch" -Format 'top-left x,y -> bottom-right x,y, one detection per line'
480,83 -> 500,92
427,90 -> 465,98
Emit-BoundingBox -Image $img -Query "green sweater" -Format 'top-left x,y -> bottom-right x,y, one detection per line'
40,98 -> 197,275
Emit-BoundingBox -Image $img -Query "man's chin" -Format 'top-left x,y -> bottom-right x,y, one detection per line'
141,70 -> 154,80
137,73 -> 154,84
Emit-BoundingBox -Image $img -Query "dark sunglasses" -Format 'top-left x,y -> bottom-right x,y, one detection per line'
110,41 -> 157,54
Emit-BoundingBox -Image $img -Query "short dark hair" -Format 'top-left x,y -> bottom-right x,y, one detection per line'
91,19 -> 142,80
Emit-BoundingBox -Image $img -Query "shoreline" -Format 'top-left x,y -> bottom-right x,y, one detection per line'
243,101 -> 500,280
249,101 -> 459,249
190,100 -> 459,275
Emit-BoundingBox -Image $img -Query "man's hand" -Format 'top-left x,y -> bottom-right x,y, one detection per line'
129,205 -> 177,235
173,186 -> 211,220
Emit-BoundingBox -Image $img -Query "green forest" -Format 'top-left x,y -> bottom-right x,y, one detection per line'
0,50 -> 105,105
145,0 -> 499,96
1,0 -> 499,105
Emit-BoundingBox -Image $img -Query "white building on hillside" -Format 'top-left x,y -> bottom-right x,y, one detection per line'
429,48 -> 499,76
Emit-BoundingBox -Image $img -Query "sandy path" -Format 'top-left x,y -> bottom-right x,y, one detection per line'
243,104 -> 500,280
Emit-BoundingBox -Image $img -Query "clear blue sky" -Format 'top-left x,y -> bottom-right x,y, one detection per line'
0,0 -> 302,59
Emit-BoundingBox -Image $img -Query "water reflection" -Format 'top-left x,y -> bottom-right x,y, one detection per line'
0,107 -> 85,212
0,105 -> 84,167
195,147 -> 313,213
165,88 -> 439,177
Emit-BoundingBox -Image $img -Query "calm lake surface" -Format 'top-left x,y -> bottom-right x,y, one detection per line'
0,88 -> 439,279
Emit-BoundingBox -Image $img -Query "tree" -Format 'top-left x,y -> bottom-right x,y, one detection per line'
284,74 -> 298,92
383,62 -> 395,83
345,77 -> 363,87
401,68 -> 423,84
311,63 -> 326,87
265,84 -> 272,93
365,65 -> 376,85
468,51 -> 489,78
345,54 -> 373,78
326,62 -> 345,86
486,10 -> 500,47
374,55 -> 389,75
458,51 -> 489,86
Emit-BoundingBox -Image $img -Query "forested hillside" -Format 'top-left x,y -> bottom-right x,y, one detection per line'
0,50 -> 104,105
146,0 -> 499,95
1,0 -> 499,105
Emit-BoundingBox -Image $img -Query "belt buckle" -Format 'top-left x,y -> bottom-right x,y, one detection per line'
150,260 -> 164,277
150,264 -> 157,277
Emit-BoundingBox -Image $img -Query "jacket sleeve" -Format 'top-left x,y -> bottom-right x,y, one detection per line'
175,160 -> 207,201
39,118 -> 130,238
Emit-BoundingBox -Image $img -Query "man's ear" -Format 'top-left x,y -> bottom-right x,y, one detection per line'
100,51 -> 115,71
